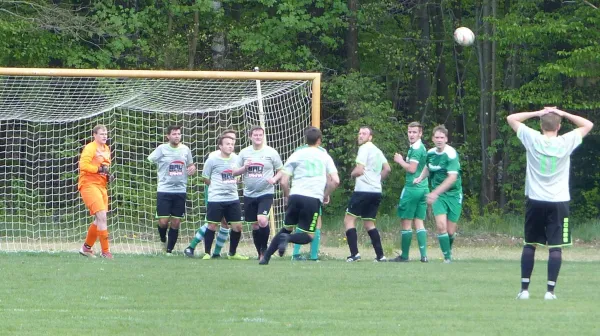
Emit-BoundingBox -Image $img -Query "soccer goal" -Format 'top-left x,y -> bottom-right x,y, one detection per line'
0,67 -> 320,254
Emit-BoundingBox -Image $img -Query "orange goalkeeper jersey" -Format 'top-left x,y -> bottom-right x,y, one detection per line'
78,141 -> 111,190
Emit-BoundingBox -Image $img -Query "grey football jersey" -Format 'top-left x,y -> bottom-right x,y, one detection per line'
237,145 -> 283,197
354,142 -> 387,193
283,146 -> 337,202
202,153 -> 240,202
517,124 -> 582,202
148,143 -> 194,193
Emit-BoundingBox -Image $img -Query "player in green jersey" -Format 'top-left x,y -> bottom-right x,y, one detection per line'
414,125 -> 462,263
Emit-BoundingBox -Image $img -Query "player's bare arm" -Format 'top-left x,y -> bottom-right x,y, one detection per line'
280,173 -> 291,204
267,169 -> 284,185
232,159 -> 251,176
549,108 -> 594,137
203,177 -> 211,186
187,163 -> 197,175
323,172 -> 340,205
351,163 -> 365,178
506,109 -> 549,132
394,153 -> 417,173
380,162 -> 391,180
427,173 -> 458,204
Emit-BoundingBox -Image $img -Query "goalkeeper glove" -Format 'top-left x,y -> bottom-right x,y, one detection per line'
98,165 -> 110,174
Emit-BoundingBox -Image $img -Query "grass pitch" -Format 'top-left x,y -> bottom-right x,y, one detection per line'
1,249 -> 599,336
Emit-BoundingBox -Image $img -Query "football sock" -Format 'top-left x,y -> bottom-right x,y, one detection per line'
189,223 -> 207,249
203,228 -> 215,254
368,228 -> 384,259
437,233 -> 451,260
449,233 -> 456,250
416,229 -> 428,258
309,228 -> 321,260
166,228 -> 179,253
259,226 -> 270,253
521,244 -> 536,290
252,229 -> 261,255
229,230 -> 242,256
346,228 -> 359,257
289,232 -> 312,245
157,225 -> 167,243
84,223 -> 97,248
547,247 -> 562,292
400,230 -> 412,259
265,228 -> 292,258
98,230 -> 110,253
213,227 -> 230,256
292,228 -> 302,256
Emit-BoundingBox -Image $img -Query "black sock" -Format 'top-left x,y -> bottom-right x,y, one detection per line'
521,244 -> 536,290
346,228 -> 359,257
367,228 -> 384,259
229,230 -> 242,255
252,229 -> 261,255
166,228 -> 179,253
158,226 -> 167,242
289,232 -> 312,245
547,247 -> 562,292
265,228 -> 292,258
204,228 -> 216,254
259,226 -> 270,252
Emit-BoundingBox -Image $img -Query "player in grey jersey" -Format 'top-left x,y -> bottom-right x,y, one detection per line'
344,126 -> 391,262
508,106 -> 593,300
148,125 -> 196,254
233,126 -> 283,259
259,127 -> 339,265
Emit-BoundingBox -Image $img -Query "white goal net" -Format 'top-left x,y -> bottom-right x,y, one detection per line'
0,69 -> 318,254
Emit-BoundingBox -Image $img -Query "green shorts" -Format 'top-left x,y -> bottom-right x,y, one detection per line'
432,193 -> 463,223
397,187 -> 428,220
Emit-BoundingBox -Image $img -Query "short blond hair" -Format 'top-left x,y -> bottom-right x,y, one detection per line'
93,124 -> 107,134
408,121 -> 423,129
541,113 -> 562,132
432,124 -> 448,137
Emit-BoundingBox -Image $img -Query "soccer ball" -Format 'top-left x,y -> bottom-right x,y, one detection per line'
453,27 -> 475,46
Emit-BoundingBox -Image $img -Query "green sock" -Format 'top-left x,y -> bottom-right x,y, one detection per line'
189,224 -> 208,249
309,229 -> 321,260
292,228 -> 302,256
449,233 -> 456,250
416,229 -> 428,258
213,227 -> 230,256
438,233 -> 451,260
400,230 -> 412,259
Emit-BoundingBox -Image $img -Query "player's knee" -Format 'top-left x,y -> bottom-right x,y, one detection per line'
523,244 -> 536,251
257,216 -> 268,227
549,247 -> 562,256
207,223 -> 217,231
251,223 -> 259,230
231,223 -> 243,232
363,221 -> 376,230
170,219 -> 181,229
158,218 -> 169,226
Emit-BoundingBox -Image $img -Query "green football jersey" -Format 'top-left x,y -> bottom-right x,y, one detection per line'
426,145 -> 462,196
405,139 -> 428,189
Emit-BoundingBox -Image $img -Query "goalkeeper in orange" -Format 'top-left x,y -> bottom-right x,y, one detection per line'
78,125 -> 113,259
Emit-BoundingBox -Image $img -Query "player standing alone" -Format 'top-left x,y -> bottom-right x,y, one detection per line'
259,127 -> 339,265
78,125 -> 113,259
148,125 -> 196,254
233,126 -> 283,259
344,127 -> 391,262
508,107 -> 593,300
391,122 -> 429,262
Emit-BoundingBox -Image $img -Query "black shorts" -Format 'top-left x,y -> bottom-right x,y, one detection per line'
206,200 -> 243,224
156,192 -> 187,218
244,194 -> 274,222
524,198 -> 571,247
346,192 -> 382,220
284,195 -> 321,233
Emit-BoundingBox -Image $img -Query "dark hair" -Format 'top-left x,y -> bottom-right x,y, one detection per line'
221,129 -> 236,137
541,113 -> 562,132
360,126 -> 374,136
407,121 -> 423,129
432,124 -> 448,137
248,125 -> 264,137
166,125 -> 182,135
305,126 -> 322,145
218,135 -> 235,146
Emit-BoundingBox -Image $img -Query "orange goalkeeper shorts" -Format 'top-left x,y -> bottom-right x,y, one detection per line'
80,185 -> 109,215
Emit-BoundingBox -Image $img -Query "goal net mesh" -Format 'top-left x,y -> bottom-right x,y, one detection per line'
0,74 -> 313,254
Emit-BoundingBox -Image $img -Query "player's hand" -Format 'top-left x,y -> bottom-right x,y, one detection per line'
267,177 -> 277,185
98,165 -> 109,175
413,176 -> 423,184
323,195 -> 330,205
426,192 -> 439,205
283,196 -> 289,206
244,159 -> 252,168
108,171 -> 117,183
187,164 -> 197,175
394,153 -> 404,164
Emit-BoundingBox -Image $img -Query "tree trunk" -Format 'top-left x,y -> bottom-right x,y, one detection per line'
489,0 -> 498,204
346,0 -> 359,71
187,9 -> 200,70
211,1 -> 227,70
430,0 -> 449,126
415,0 -> 431,122
164,0 -> 175,69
